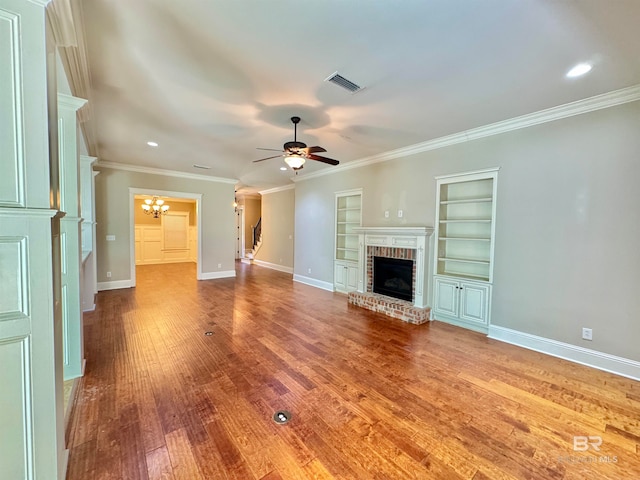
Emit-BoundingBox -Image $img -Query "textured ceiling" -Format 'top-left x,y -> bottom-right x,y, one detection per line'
81,0 -> 640,193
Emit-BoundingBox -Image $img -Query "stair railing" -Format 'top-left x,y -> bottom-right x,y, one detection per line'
252,218 -> 262,249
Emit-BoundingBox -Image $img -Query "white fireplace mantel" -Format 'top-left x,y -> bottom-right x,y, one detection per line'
353,226 -> 435,309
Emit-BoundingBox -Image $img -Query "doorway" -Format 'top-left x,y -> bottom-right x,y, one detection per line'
129,188 -> 203,286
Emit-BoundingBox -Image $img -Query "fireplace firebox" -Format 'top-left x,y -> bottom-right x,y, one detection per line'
373,256 -> 413,302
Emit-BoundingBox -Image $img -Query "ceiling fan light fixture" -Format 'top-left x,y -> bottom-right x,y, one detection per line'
284,154 -> 305,170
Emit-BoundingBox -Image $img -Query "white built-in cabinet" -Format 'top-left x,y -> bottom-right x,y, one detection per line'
58,93 -> 88,382
432,168 -> 498,332
0,0 -> 67,477
334,189 -> 362,293
80,155 -> 98,312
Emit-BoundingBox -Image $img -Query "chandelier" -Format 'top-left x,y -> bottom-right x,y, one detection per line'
142,196 -> 169,218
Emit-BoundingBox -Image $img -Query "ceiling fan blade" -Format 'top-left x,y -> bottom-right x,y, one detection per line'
253,154 -> 282,163
307,154 -> 339,166
303,146 -> 327,154
256,147 -> 283,152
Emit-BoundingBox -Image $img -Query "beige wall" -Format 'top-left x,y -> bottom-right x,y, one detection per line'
134,197 -> 196,225
255,187 -> 295,268
294,101 -> 640,362
95,168 -> 235,282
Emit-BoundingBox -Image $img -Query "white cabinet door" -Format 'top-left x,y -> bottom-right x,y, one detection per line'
459,282 -> 490,325
434,277 -> 459,317
346,264 -> 359,291
334,261 -> 347,291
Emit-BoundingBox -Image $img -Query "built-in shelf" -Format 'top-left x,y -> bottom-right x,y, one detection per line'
432,168 -> 499,330
335,190 -> 363,292
438,257 -> 490,265
439,219 -> 492,223
440,197 -> 493,205
439,271 -> 490,281
435,173 -> 496,281
439,237 -> 491,242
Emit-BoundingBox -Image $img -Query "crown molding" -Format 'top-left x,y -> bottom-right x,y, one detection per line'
47,0 -> 76,46
96,161 -> 238,184
57,92 -> 87,110
29,0 -> 51,7
259,184 -> 295,195
48,0 -> 98,156
295,84 -> 640,183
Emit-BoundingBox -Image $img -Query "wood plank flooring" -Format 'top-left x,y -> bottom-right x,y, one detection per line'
67,262 -> 640,479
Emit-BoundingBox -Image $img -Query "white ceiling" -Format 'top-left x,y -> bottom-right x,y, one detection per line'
80,0 -> 640,193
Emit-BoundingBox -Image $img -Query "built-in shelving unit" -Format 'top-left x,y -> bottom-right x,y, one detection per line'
436,174 -> 497,281
432,168 -> 499,332
336,194 -> 362,262
334,189 -> 362,293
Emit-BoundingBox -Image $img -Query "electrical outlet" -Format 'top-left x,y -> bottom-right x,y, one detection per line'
307,268 -> 312,274
582,327 -> 593,341
384,210 -> 389,218
217,263 -> 222,269
397,209 -> 403,218
106,271 -> 111,278
106,235 -> 116,241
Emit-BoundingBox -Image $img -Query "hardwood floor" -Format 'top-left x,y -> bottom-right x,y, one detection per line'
67,262 -> 640,479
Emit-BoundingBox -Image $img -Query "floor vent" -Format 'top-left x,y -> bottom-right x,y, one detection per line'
273,410 -> 291,424
324,72 -> 363,93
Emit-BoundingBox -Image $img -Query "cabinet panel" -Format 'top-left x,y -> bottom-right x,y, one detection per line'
346,264 -> 359,291
335,260 -> 358,293
459,282 -> 489,324
334,261 -> 347,291
434,278 -> 458,317
0,9 -> 23,207
433,276 -> 490,329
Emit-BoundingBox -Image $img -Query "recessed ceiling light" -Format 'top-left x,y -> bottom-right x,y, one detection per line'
147,141 -> 159,147
566,63 -> 592,78
280,167 -> 287,171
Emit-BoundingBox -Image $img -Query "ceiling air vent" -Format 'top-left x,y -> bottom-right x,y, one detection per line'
324,72 -> 363,93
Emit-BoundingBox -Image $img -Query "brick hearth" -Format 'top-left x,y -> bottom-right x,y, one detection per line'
348,291 -> 430,325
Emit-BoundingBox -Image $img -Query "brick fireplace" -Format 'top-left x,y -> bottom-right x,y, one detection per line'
348,226 -> 434,325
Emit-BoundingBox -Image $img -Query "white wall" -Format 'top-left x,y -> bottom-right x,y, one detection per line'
294,101 -> 640,363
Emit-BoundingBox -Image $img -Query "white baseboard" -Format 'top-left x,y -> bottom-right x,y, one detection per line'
82,303 -> 96,312
293,274 -> 334,292
253,259 -> 293,274
488,325 -> 640,382
200,270 -> 236,280
433,313 -> 488,334
97,279 -> 133,291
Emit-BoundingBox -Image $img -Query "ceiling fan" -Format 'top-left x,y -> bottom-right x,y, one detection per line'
253,116 -> 339,171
